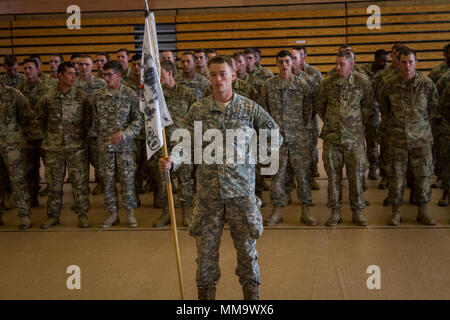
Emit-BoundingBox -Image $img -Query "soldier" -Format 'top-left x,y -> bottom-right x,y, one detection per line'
359,49 -> 389,180
117,48 -> 133,84
92,61 -> 142,228
379,47 -> 439,226
37,62 -> 92,229
124,53 -> 146,206
438,79 -> 450,208
29,55 -> 52,86
0,82 -> 34,229
261,50 -> 315,226
232,51 -> 264,95
316,50 -> 373,227
159,55 -> 281,300
291,46 -> 323,190
95,52 -> 110,79
326,44 -> 367,77
18,58 -> 48,207
76,54 -> 107,195
49,54 -> 64,80
427,43 -> 450,189
0,55 -> 25,88
194,49 -> 209,78
175,52 -> 210,101
160,50 -> 180,76
153,61 -> 196,228
244,48 -> 273,83
252,48 -> 274,81
70,54 -> 81,76
205,48 -> 217,61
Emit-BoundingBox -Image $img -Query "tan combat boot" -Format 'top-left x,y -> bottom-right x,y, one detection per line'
416,204 -> 436,225
264,206 -> 283,227
198,287 -> 216,300
352,209 -> 369,226
181,204 -> 191,227
40,216 -> 59,229
325,208 -> 342,227
78,214 -> 91,228
153,206 -> 170,228
19,216 -> 31,230
242,281 -> 259,300
300,205 -> 317,226
387,206 -> 401,226
126,210 -> 138,228
100,212 -> 120,228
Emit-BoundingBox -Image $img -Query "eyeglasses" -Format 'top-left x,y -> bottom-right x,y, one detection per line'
103,72 -> 117,78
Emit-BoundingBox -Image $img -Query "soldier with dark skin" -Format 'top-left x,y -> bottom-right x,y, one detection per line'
317,50 -> 374,227
159,55 -> 281,300
379,47 -> 439,226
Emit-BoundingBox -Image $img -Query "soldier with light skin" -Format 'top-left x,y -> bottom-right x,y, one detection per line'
117,49 -> 130,75
70,54 -> 81,75
244,49 -> 257,74
160,50 -> 176,64
95,52 -> 109,79
180,52 -> 196,80
78,55 -> 94,82
194,49 -> 208,76
49,55 -> 63,79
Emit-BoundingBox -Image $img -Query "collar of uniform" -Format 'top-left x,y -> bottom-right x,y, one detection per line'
106,84 -> 126,97
397,72 -> 421,88
208,92 -> 238,113
57,85 -> 75,99
275,74 -> 299,89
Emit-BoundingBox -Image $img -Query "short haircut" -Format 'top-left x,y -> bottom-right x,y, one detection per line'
276,50 -> 292,60
391,43 -> 407,52
117,48 -> 129,56
194,49 -> 206,55
4,55 -> 18,66
23,58 -> 38,68
57,62 -> 76,75
292,46 -> 307,54
244,48 -> 257,57
375,49 -> 389,60
337,50 -> 354,62
181,52 -> 195,60
444,43 -> 450,54
253,48 -> 262,58
131,53 -> 142,62
161,60 -> 176,76
103,60 -> 122,73
207,55 -> 233,70
339,43 -> 352,50
29,54 -> 41,63
96,52 -> 110,61
51,54 -> 64,63
398,47 -> 417,60
232,51 -> 246,60
79,54 -> 93,62
205,48 -> 217,55
70,54 -> 81,60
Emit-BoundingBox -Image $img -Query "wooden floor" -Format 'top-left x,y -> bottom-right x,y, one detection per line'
1,169 -> 449,300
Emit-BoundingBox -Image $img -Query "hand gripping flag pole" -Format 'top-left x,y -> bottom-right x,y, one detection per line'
142,0 -> 184,299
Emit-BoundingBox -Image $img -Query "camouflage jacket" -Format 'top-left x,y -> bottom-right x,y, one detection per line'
251,65 -> 274,82
17,79 -> 49,140
436,70 -> 450,94
438,80 -> 450,133
242,72 -> 264,95
175,72 -> 210,101
172,93 -> 282,199
196,68 -> 209,79
316,71 -> 373,146
0,73 -> 25,88
37,85 -> 91,151
204,78 -> 260,104
326,64 -> 367,79
261,75 -> 312,145
124,78 -> 146,140
75,75 -> 107,138
39,72 -> 54,87
428,61 -> 449,84
92,84 -> 142,153
120,67 -> 133,84
379,72 -> 439,148
294,63 -> 322,90
0,85 -> 34,149
163,83 -> 196,148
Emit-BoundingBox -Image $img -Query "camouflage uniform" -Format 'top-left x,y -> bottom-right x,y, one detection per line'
0,85 -> 33,219
39,72 -> 53,87
120,67 -> 133,84
243,73 -> 264,95
172,93 -> 281,289
316,71 -> 373,211
261,75 -> 313,207
0,73 -> 25,88
18,79 -> 47,201
175,72 -> 210,101
92,85 -> 142,214
379,72 -> 439,206
438,81 -> 450,195
158,83 -> 196,206
251,65 -> 274,82
197,69 -> 209,79
37,86 -> 92,218
76,75 -> 107,188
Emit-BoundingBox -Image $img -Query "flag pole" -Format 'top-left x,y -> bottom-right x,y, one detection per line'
144,0 -> 185,300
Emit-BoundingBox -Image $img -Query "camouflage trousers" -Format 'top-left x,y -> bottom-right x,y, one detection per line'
25,139 -> 44,199
158,162 -> 193,206
309,115 -> 320,176
323,142 -> 368,210
134,139 -> 147,194
0,145 -> 31,217
386,145 -> 433,206
271,144 -> 312,206
365,122 -> 380,171
45,148 -> 90,217
431,118 -> 443,177
0,155 -> 11,195
440,123 -> 450,191
88,137 -> 101,183
189,195 -> 263,288
100,151 -> 137,213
